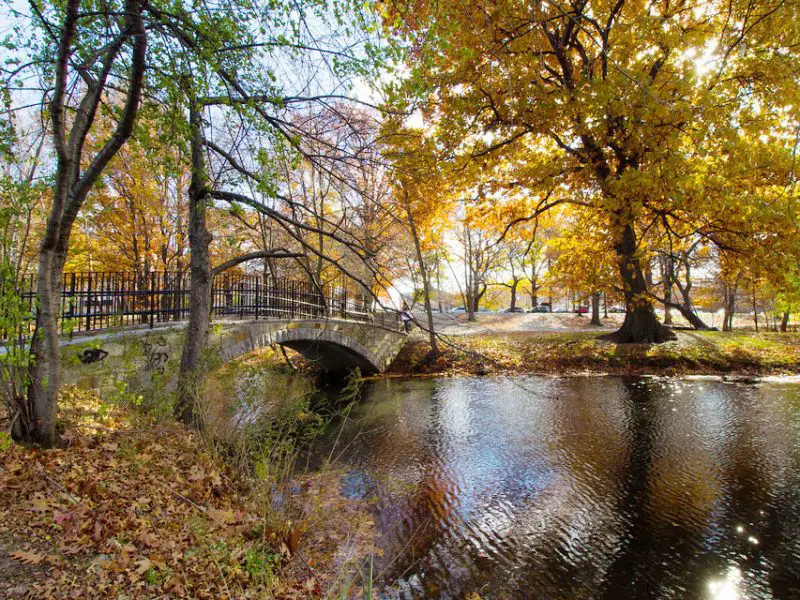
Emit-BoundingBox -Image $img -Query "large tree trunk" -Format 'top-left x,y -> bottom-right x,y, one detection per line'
611,221 -> 674,343
22,0 -> 146,446
466,299 -> 476,321
176,103 -> 213,428
590,291 -> 602,326
25,243 -> 65,446
473,283 -> 487,313
465,280 -> 477,321
781,311 -> 790,332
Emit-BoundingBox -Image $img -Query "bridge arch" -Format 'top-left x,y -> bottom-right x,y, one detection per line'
216,319 -> 405,374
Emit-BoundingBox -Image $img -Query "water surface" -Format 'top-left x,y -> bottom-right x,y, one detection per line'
317,375 -> 800,599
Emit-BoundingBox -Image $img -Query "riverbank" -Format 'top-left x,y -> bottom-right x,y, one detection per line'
0,358 -> 377,598
4,330 -> 798,598
389,330 -> 800,377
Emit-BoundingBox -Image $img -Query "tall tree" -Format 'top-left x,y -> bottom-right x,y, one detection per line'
384,128 -> 451,353
142,0 -> 390,425
384,0 -> 800,342
7,0 -> 147,445
68,109 -> 190,277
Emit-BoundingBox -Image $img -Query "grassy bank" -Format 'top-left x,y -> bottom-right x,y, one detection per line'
389,330 -> 800,377
0,350 -> 377,599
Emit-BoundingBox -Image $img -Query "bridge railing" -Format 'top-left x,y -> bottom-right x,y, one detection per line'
8,271 -> 399,339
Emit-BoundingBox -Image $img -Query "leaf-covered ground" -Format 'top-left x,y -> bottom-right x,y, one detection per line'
389,330 -> 800,377
0,387 -> 377,599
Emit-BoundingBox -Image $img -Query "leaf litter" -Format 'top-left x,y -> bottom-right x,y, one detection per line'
0,387 -> 379,598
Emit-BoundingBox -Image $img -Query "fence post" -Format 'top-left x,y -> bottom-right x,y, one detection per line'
326,285 -> 331,319
149,271 -> 156,329
210,275 -> 215,321
290,280 -> 295,319
69,273 -> 76,320
99,272 -> 105,329
85,271 -> 92,333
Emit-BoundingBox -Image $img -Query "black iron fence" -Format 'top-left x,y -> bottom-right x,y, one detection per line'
11,271 -> 399,338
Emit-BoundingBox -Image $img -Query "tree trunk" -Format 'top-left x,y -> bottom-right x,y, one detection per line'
673,302 -> 714,330
752,287 -> 759,332
662,255 -> 673,325
24,245 -> 64,446
590,291 -> 602,326
611,221 -> 674,343
436,259 -> 443,312
509,279 -> 519,310
466,298 -> 476,321
722,282 -> 737,331
405,192 -> 438,354
473,283 -> 487,313
22,0 -> 146,446
670,281 -> 714,331
176,102 -> 213,428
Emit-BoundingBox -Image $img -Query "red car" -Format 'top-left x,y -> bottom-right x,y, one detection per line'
573,306 -> 589,314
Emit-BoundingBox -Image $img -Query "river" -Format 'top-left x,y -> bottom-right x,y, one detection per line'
313,375 -> 800,599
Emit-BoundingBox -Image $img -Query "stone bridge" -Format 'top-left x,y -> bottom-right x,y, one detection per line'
60,317 -> 407,395
217,318 -> 406,372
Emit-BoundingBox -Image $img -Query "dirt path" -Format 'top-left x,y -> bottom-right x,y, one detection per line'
421,311 -> 626,336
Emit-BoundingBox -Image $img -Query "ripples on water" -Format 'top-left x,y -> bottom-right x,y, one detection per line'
316,376 -> 800,599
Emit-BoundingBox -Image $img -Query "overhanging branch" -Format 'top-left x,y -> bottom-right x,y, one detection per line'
212,249 -> 304,276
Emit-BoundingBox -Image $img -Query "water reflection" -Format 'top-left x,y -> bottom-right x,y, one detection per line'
315,376 -> 800,598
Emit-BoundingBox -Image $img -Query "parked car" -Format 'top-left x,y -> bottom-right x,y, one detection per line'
529,305 -> 550,313
505,306 -> 525,313
608,306 -> 626,313
574,306 -> 589,314
448,306 -> 466,313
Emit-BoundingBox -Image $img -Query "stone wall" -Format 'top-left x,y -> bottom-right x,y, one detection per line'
59,319 -> 406,398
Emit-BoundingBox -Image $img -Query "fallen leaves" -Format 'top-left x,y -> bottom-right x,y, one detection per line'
134,557 -> 152,575
1,386 -> 382,599
9,550 -> 45,565
0,388 -> 277,599
208,507 -> 238,525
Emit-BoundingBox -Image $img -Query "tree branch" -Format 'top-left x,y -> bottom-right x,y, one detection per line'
212,249 -> 303,276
